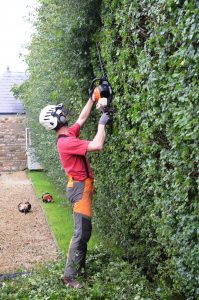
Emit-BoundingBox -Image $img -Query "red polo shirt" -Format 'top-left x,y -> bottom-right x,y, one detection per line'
57,123 -> 94,181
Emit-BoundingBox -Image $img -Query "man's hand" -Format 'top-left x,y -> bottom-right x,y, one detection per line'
98,112 -> 109,125
89,87 -> 101,103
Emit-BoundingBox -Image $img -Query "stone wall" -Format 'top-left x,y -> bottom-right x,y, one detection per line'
0,115 -> 27,171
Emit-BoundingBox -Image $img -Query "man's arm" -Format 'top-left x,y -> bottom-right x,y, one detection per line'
76,98 -> 94,127
87,124 -> 106,151
87,112 -> 109,152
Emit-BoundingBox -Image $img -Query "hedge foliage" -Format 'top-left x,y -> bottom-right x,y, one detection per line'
1,246 -> 157,300
16,0 -> 198,298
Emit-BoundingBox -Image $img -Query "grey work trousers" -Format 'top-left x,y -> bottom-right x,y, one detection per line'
64,178 -> 93,278
64,212 -> 92,278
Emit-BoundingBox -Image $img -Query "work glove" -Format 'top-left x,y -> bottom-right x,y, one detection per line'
98,112 -> 109,125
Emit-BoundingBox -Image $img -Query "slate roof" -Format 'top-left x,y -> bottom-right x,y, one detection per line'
0,69 -> 27,114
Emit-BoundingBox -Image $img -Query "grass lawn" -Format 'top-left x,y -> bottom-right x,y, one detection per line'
27,170 -> 99,254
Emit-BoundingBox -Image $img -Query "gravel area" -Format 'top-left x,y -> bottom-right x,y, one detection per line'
0,171 -> 59,274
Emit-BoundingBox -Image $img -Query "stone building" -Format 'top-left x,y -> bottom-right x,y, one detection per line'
0,67 -> 27,171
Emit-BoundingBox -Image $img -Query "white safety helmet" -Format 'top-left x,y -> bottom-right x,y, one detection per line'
39,103 -> 68,130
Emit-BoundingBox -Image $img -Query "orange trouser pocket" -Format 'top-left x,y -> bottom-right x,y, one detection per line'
73,178 -> 94,218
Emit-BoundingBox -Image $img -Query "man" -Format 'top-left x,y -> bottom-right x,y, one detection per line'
39,94 -> 109,288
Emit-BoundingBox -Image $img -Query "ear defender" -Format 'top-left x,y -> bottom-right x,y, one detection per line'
51,111 -> 68,127
59,115 -> 67,124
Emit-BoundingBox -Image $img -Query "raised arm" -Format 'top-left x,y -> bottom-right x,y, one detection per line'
87,124 -> 106,151
87,113 -> 109,152
76,98 -> 94,127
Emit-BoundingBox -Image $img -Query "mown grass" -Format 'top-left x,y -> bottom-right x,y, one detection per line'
27,170 -> 72,254
27,170 -> 99,253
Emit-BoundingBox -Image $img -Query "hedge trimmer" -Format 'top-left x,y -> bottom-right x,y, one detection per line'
89,43 -> 113,113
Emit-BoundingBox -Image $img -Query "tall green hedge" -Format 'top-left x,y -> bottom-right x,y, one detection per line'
17,0 -> 198,298
17,0 -> 101,185
92,0 -> 199,298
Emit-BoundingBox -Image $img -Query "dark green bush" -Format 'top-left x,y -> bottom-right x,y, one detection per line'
16,0 -> 198,298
